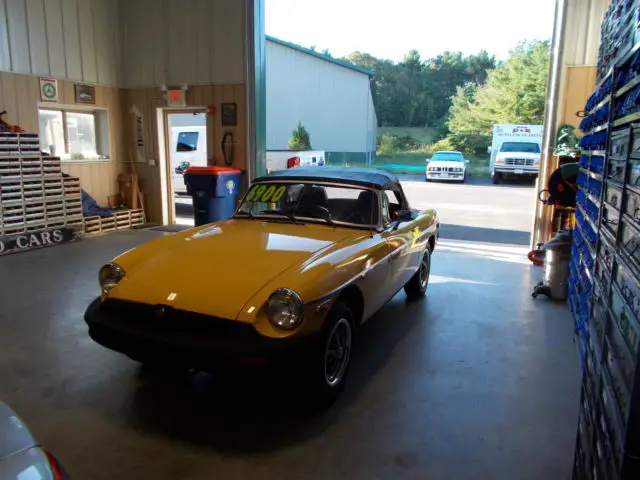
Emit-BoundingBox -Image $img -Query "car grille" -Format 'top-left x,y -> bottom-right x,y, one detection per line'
429,167 -> 463,172
504,158 -> 535,166
100,299 -> 258,339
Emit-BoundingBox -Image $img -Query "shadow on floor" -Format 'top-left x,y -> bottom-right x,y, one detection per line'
439,223 -> 531,246
124,295 -> 424,454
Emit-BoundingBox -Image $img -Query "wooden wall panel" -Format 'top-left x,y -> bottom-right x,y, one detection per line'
0,71 -> 124,205
558,66 -> 597,131
121,84 -> 247,224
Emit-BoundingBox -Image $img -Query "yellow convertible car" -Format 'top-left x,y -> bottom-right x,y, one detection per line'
85,167 -> 439,403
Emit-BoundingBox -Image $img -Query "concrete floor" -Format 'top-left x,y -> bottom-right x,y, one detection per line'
0,230 -> 581,480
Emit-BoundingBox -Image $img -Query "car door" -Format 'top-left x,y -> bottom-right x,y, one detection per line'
381,190 -> 417,292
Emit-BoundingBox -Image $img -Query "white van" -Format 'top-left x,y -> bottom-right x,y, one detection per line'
266,150 -> 326,174
171,126 -> 207,194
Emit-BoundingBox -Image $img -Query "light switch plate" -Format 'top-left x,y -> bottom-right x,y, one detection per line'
148,158 -> 156,166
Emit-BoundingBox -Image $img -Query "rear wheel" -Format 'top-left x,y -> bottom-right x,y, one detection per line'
404,248 -> 431,300
306,302 -> 354,407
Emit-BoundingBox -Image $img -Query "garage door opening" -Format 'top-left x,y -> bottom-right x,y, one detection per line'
265,0 -> 560,249
165,111 -> 208,227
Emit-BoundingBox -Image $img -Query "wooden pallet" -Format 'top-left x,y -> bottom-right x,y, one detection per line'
83,209 -> 145,236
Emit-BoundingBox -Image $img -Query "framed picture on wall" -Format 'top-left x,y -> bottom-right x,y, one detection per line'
221,102 -> 237,126
75,84 -> 96,105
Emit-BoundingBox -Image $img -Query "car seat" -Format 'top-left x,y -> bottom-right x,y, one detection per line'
354,190 -> 379,225
296,185 -> 329,217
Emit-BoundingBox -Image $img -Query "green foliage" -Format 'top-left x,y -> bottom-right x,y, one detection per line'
377,127 -> 436,145
428,137 -> 459,155
288,122 -> 312,150
344,48 -> 496,129
377,133 -> 420,154
554,124 -> 581,158
448,40 -> 550,136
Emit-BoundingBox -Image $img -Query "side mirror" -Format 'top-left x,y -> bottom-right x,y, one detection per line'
425,158 -> 430,163
465,159 -> 470,164
391,209 -> 413,231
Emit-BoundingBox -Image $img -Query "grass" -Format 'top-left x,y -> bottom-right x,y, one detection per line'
373,152 -> 491,177
377,127 -> 437,145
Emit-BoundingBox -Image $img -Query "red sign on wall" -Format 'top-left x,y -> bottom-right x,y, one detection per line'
167,87 -> 186,107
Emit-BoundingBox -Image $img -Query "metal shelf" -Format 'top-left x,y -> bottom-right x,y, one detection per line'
579,204 -> 599,232
586,123 -> 611,135
580,168 -> 604,181
589,97 -> 612,115
613,110 -> 640,127
616,75 -> 640,98
581,150 -> 608,157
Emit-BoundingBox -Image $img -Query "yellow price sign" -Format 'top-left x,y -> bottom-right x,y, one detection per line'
245,184 -> 286,203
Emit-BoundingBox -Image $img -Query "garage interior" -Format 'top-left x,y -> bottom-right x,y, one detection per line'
0,0 -> 639,479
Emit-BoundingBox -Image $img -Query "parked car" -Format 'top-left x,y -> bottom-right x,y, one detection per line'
425,151 -> 469,182
0,402 -> 70,479
84,167 -> 439,404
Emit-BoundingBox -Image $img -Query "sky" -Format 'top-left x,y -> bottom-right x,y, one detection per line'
266,0 -> 557,62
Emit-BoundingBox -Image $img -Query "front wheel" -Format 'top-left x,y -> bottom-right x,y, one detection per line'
306,302 -> 354,407
404,247 -> 431,300
492,172 -> 501,184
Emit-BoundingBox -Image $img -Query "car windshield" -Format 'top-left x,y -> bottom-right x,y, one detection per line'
499,142 -> 540,153
235,182 -> 379,227
431,152 -> 464,161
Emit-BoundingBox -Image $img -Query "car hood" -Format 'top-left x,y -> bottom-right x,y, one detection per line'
427,160 -> 466,169
0,402 -> 36,461
496,152 -> 540,160
109,219 -> 361,320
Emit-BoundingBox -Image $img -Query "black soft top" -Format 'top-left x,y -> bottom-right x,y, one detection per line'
255,167 -> 399,189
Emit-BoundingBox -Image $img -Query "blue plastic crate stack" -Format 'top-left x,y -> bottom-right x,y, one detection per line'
571,4 -> 640,477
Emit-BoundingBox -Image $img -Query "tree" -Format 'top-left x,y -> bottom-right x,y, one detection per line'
288,122 -> 312,150
344,49 -> 496,128
449,40 -> 550,136
445,40 -> 550,154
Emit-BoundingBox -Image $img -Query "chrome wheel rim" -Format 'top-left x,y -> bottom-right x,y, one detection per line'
419,253 -> 430,289
324,318 -> 352,387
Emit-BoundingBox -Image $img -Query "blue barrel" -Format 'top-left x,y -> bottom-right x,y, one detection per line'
184,166 -> 242,226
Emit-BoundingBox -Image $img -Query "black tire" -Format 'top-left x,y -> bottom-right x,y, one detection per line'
404,247 -> 431,300
306,302 -> 354,407
492,172 -> 501,184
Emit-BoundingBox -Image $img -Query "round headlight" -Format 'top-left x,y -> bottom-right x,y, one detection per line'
267,288 -> 304,329
99,263 -> 125,294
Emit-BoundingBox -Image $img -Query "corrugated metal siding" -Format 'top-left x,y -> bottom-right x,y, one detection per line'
0,0 -> 120,85
119,0 -> 246,88
562,0 -> 608,67
266,41 -> 376,154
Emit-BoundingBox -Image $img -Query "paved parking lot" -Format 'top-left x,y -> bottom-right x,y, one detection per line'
399,175 -> 536,245
176,175 -> 537,245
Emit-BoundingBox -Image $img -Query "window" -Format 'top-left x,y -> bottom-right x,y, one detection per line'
236,183 -> 379,227
383,190 -> 401,224
432,152 -> 464,161
38,108 -> 110,161
499,142 -> 540,154
176,132 -> 199,152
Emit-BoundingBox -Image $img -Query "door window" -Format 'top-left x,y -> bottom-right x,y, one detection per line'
384,190 -> 401,222
176,132 -> 199,152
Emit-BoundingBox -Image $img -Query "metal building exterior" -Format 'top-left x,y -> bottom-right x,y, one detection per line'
266,36 -> 377,166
